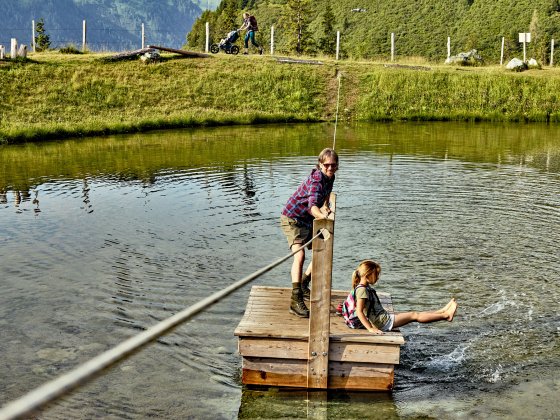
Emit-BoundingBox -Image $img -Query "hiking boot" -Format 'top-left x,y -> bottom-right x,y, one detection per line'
243,48 -> 248,55
301,274 -> 311,301
290,289 -> 309,318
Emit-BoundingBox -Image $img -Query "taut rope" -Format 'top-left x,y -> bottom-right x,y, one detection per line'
0,229 -> 328,420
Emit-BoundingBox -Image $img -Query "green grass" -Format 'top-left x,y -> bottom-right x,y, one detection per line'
1,52 -> 560,144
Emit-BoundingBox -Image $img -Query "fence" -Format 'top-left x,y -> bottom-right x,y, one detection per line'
0,20 -> 180,53
1,19 -> 558,66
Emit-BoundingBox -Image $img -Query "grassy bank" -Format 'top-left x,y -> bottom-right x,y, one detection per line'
1,52 -> 560,144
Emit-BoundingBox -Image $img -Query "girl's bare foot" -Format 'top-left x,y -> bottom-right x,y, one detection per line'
446,300 -> 458,321
439,298 -> 456,314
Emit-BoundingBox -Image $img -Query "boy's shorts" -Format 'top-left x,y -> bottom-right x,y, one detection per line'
280,215 -> 312,250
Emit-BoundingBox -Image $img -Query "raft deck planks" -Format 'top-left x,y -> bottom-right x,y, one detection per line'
235,286 -> 405,391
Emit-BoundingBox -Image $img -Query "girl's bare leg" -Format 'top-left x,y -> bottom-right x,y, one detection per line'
392,300 -> 458,329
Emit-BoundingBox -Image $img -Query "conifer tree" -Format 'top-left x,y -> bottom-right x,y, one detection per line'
317,2 -> 336,56
35,18 -> 51,52
283,0 -> 313,55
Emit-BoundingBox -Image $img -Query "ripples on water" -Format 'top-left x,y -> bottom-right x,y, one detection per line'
1,122 -> 559,418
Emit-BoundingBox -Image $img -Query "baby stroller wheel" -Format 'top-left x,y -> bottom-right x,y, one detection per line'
231,46 -> 240,55
210,44 -> 219,54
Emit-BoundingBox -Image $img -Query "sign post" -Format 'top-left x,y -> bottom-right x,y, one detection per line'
519,32 -> 531,62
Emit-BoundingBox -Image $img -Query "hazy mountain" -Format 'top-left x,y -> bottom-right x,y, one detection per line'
0,0 -> 212,51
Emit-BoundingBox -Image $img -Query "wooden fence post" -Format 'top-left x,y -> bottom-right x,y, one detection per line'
11,38 -> 17,59
270,25 -> 274,55
141,23 -> 145,49
32,20 -> 36,53
82,19 -> 87,52
336,31 -> 340,60
500,37 -> 504,65
307,193 -> 336,389
551,39 -> 555,67
205,22 -> 209,53
447,36 -> 451,60
391,32 -> 395,61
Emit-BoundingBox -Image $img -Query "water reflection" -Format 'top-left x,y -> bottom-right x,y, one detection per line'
0,122 -> 559,419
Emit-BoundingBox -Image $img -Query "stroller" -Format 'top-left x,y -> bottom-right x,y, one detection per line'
210,29 -> 240,55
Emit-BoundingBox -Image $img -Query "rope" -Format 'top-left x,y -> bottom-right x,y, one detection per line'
332,72 -> 342,151
0,229 -> 327,420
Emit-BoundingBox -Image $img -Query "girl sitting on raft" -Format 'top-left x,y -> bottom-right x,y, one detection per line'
342,260 -> 458,334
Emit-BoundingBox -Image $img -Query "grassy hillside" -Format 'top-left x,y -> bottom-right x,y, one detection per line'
2,52 -> 560,144
187,0 -> 560,64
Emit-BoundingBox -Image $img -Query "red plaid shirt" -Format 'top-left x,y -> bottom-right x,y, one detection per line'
281,168 -> 335,227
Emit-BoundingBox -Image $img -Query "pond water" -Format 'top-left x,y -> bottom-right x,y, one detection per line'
1,122 -> 559,419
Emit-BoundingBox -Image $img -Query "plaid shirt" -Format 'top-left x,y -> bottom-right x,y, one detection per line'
281,168 -> 335,227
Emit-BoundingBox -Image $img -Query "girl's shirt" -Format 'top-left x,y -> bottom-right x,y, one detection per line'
356,285 -> 392,329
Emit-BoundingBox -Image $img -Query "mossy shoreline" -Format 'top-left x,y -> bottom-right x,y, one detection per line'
1,52 -> 560,144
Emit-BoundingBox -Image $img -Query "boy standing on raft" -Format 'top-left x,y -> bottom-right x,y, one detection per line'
280,148 -> 338,317
239,12 -> 264,55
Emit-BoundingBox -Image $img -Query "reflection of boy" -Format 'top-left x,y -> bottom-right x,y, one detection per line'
239,12 -> 263,55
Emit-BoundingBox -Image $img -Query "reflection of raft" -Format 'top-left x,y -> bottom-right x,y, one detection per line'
235,193 -> 404,391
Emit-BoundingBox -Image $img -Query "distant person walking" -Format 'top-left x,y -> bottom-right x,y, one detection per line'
239,12 -> 263,55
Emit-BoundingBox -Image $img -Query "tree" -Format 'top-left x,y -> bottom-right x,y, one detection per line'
317,2 -> 336,56
35,18 -> 51,52
283,0 -> 314,55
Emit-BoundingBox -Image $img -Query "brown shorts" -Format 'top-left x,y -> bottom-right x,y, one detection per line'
280,215 -> 312,250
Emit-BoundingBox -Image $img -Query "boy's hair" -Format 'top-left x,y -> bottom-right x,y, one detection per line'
351,260 -> 381,288
317,148 -> 339,168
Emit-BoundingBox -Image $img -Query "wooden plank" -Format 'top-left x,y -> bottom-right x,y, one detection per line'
328,361 -> 394,391
242,358 -> 394,391
307,195 -> 336,389
239,337 -> 400,364
148,45 -> 211,58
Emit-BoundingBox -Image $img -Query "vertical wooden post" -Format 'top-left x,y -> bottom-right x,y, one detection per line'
82,20 -> 87,52
551,39 -> 555,67
205,22 -> 209,53
11,38 -> 17,59
141,23 -> 145,49
391,32 -> 395,61
270,25 -> 274,55
32,20 -> 36,53
447,36 -> 451,60
523,36 -> 527,62
335,31 -> 340,60
307,194 -> 336,389
0,45 -> 5,60
500,37 -> 504,65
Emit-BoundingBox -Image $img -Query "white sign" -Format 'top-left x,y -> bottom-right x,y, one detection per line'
519,33 -> 531,43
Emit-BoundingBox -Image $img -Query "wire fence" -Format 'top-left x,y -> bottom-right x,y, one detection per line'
1,18 -> 558,67
0,22 -> 185,52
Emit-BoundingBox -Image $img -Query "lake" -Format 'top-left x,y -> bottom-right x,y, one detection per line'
1,122 -> 559,418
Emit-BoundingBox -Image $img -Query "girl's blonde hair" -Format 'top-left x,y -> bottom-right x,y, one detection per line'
351,260 -> 381,288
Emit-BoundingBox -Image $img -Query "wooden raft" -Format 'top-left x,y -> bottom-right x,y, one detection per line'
235,287 -> 404,391
235,193 -> 404,391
